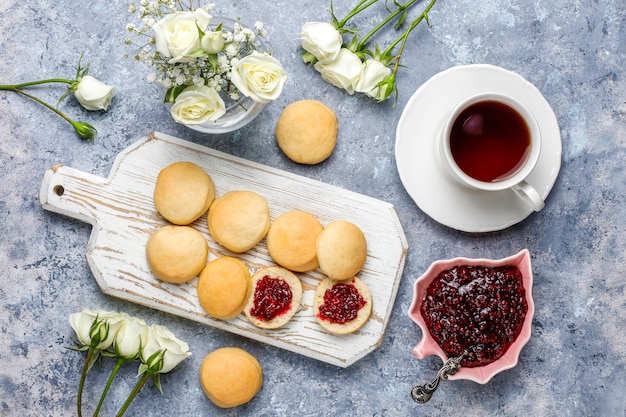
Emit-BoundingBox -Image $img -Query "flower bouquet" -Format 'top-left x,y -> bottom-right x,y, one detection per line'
298,0 -> 437,102
126,1 -> 288,133
69,308 -> 191,416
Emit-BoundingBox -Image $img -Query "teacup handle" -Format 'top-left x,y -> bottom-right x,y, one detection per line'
512,180 -> 545,212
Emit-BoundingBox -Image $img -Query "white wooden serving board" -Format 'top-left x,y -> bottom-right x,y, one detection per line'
39,131 -> 408,367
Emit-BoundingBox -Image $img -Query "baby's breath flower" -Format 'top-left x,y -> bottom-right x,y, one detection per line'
223,31 -> 234,42
217,54 -> 228,67
142,17 -> 155,27
225,44 -> 239,58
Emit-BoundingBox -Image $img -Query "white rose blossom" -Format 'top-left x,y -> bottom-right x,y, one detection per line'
69,308 -> 125,350
141,324 -> 191,374
298,21 -> 343,62
74,75 -> 116,111
152,9 -> 213,63
201,29 -> 224,54
170,84 -> 225,125
314,48 -> 362,94
355,59 -> 393,101
231,51 -> 288,103
113,314 -> 150,360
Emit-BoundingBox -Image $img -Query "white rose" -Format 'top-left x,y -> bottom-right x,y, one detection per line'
113,314 -> 150,360
69,308 -> 125,350
74,75 -> 115,111
141,324 -> 191,374
231,52 -> 288,103
153,9 -> 212,63
298,22 -> 343,62
314,48 -> 362,94
355,59 -> 393,101
170,85 -> 225,125
201,30 -> 224,54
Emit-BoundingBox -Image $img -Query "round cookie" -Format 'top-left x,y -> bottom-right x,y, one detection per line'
207,190 -> 270,253
316,220 -> 367,280
275,100 -> 338,164
243,266 -> 303,329
313,277 -> 372,335
266,210 -> 323,272
153,161 -> 216,225
146,225 -> 208,283
200,347 -> 263,408
197,256 -> 251,319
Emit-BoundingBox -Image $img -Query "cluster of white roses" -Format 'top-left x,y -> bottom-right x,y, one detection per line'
126,0 -> 288,127
298,0 -> 438,102
299,21 -> 394,102
69,308 -> 191,416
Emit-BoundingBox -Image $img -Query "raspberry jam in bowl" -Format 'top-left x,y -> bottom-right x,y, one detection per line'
408,249 -> 535,384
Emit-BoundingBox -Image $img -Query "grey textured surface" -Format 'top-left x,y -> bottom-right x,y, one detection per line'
1,0 -> 625,416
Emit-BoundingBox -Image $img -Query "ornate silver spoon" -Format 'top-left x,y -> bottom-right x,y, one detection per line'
410,349 -> 470,404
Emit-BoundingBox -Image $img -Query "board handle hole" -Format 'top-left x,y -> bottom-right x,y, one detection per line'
54,185 -> 65,196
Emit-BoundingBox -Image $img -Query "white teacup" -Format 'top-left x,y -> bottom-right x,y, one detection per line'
441,93 -> 545,212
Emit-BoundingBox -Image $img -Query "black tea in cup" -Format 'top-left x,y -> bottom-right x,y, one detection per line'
449,100 -> 531,183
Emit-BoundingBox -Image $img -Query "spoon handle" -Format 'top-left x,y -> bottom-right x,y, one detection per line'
411,349 -> 469,404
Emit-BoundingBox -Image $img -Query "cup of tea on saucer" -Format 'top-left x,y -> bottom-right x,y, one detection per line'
440,92 -> 545,211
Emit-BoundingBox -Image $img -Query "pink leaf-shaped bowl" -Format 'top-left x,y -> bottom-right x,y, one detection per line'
407,249 -> 535,384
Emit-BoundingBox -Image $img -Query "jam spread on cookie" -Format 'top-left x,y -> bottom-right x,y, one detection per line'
421,265 -> 527,367
250,275 -> 292,321
318,281 -> 366,324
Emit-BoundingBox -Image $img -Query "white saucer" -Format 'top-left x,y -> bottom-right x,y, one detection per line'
395,64 -> 562,233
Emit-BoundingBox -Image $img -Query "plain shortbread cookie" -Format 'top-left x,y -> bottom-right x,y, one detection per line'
316,220 -> 367,280
200,347 -> 263,408
153,161 -> 216,225
207,190 -> 270,253
275,100 -> 338,165
145,225 -> 208,283
197,256 -> 251,319
266,210 -> 323,272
